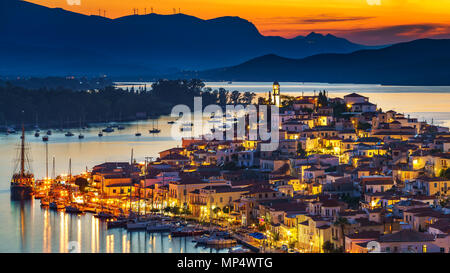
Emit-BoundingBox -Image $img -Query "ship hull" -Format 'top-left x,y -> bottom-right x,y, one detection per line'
10,184 -> 33,200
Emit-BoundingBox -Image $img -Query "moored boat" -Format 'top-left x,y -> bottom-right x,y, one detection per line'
65,204 -> 85,214
146,222 -> 172,232
40,198 -> 50,207
10,124 -> 34,201
94,211 -> 115,220
170,227 -> 206,237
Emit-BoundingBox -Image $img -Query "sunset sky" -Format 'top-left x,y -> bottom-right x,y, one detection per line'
27,0 -> 450,45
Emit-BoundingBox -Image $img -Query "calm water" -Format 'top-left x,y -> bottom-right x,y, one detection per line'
117,82 -> 450,127
1,82 -> 450,252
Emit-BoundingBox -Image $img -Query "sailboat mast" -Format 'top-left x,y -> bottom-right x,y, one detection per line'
129,148 -> 134,216
68,158 -> 72,202
45,142 -> 48,179
52,156 -> 55,179
20,123 -> 25,179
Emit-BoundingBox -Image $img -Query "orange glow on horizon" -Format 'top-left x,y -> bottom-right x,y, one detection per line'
26,0 -> 450,45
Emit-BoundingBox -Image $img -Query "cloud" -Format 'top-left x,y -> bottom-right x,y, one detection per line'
367,0 -> 382,6
257,15 -> 374,25
336,24 -> 450,45
261,23 -> 450,45
66,0 -> 81,6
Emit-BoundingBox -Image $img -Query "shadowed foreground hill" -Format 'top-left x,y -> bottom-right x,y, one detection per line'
0,0 -> 369,77
189,39 -> 450,85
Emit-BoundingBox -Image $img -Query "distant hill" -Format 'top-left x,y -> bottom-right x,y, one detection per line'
185,39 -> 450,85
0,0 -> 371,77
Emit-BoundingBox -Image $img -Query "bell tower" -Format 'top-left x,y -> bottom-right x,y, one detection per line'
272,81 -> 280,107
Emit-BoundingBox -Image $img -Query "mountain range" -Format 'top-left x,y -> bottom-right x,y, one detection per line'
0,0 -> 371,77
182,39 -> 450,85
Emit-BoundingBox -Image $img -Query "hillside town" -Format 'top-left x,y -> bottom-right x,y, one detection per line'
36,83 -> 450,253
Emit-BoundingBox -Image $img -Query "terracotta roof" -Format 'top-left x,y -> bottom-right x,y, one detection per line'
347,231 -> 381,240
379,230 -> 435,243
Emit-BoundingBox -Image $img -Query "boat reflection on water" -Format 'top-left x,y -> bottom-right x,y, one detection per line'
4,197 -> 229,253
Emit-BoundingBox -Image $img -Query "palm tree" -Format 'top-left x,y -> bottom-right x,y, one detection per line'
334,217 -> 349,252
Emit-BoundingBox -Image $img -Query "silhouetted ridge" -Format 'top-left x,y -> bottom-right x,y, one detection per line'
0,0 -> 370,77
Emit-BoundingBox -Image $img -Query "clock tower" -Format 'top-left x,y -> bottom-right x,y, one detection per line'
272,81 -> 280,107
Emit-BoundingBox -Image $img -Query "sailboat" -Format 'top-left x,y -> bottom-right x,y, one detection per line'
149,119 -> 161,134
117,112 -> 125,130
78,118 -> 84,139
135,121 -> 141,136
10,123 -> 35,200
65,119 -> 74,137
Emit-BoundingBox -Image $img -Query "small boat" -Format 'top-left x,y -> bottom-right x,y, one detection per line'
102,127 -> 114,133
98,131 -> 103,137
180,127 -> 192,132
84,204 -> 100,213
7,127 -> 16,134
65,132 -> 74,137
50,201 -> 65,210
78,134 -> 84,139
34,191 -> 46,199
65,205 -> 84,214
229,246 -> 251,253
40,198 -> 50,207
94,211 -> 115,220
135,132 -> 141,136
46,130 -> 52,135
107,219 -> 127,229
146,223 -> 172,233
167,121 -> 175,124
117,125 -> 125,130
171,227 -> 206,237
149,120 -> 161,134
126,219 -> 153,231
34,131 -> 40,137
196,232 -> 236,246
42,135 -> 49,142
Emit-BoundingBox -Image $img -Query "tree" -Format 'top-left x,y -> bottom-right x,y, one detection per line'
74,177 -> 89,192
357,122 -> 372,131
297,143 -> 307,158
318,90 -> 328,107
171,206 -> 181,215
335,217 -> 350,250
322,241 -> 335,253
213,207 -> 221,215
242,92 -> 256,104
230,91 -> 241,105
223,205 -> 231,214
439,168 -> 450,179
272,231 -> 280,242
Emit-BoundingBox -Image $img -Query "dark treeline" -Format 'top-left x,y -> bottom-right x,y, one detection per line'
0,79 -> 256,130
0,76 -> 112,91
